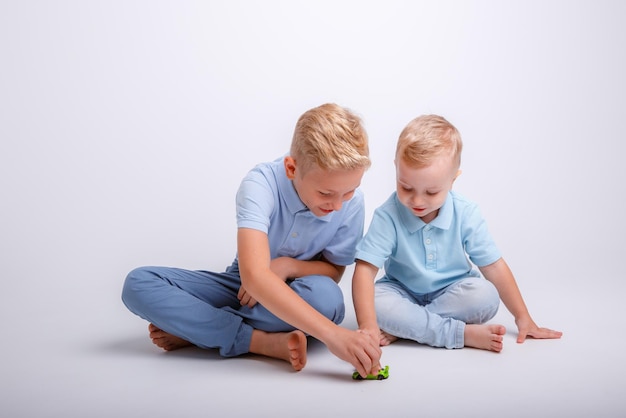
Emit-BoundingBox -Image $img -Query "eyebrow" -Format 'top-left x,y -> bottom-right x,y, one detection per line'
320,188 -> 357,195
397,179 -> 443,191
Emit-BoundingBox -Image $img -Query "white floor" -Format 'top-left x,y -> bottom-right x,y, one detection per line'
3,261 -> 624,418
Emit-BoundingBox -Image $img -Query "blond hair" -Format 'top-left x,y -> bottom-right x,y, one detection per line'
396,114 -> 462,168
290,103 -> 371,173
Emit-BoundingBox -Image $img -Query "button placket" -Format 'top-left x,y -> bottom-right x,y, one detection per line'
424,226 -> 436,269
279,214 -> 304,257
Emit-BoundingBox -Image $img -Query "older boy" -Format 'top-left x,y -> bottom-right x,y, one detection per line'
352,115 -> 561,358
122,103 -> 381,377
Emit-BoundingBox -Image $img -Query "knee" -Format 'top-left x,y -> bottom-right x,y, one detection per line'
121,266 -> 154,309
374,282 -> 404,318
464,279 -> 500,323
480,280 -> 500,312
292,275 -> 345,324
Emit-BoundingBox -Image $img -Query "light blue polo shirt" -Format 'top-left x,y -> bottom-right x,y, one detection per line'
235,157 -> 365,267
356,191 -> 501,294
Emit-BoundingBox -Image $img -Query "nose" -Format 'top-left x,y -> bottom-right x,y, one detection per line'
409,193 -> 423,207
331,196 -> 343,211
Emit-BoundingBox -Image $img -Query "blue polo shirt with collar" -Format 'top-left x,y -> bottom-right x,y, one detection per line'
356,191 -> 501,294
235,156 -> 365,267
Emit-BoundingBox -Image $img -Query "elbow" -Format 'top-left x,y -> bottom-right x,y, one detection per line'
331,265 -> 346,284
239,265 -> 260,292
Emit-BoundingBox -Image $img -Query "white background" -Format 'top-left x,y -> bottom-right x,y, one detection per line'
1,1 -> 625,417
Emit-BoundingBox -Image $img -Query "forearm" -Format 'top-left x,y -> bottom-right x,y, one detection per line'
248,268 -> 339,338
481,258 -> 563,342
272,256 -> 345,283
238,228 -> 339,342
352,260 -> 379,330
480,258 -> 530,320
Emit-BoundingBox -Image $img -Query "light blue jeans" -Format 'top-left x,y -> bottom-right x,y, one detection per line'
121,262 -> 345,357
375,276 -> 500,349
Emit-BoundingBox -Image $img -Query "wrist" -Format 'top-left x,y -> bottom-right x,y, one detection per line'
358,320 -> 379,332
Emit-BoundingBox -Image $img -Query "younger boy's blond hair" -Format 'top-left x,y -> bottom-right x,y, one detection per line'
291,103 -> 371,174
396,114 -> 462,169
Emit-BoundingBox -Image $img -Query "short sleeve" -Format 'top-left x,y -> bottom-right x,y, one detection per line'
235,167 -> 276,234
461,204 -> 501,267
355,205 -> 396,269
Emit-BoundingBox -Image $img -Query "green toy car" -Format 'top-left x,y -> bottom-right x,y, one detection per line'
352,365 -> 390,380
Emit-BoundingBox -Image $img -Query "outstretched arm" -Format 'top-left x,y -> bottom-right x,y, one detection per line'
352,260 -> 383,373
352,261 -> 381,338
237,227 -> 381,376
479,258 -> 562,343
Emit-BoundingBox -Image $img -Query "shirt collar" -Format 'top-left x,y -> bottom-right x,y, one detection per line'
395,192 -> 453,233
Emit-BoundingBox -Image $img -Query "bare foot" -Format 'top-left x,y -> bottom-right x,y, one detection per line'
379,330 -> 399,346
249,329 -> 307,371
148,323 -> 192,351
464,324 -> 506,352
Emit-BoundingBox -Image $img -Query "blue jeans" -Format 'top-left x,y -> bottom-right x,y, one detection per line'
375,276 -> 500,349
121,262 -> 345,357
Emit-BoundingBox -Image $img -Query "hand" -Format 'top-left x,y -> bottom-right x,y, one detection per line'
324,327 -> 382,378
357,328 -> 383,374
237,285 -> 258,308
270,257 -> 294,281
515,315 -> 563,343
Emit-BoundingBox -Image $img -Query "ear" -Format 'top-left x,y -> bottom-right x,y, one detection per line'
453,169 -> 462,182
284,156 -> 297,180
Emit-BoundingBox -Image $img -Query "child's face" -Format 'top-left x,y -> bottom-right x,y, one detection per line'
395,155 -> 460,224
285,157 -> 364,217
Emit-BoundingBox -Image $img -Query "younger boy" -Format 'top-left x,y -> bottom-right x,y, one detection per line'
352,115 -> 562,356
122,103 -> 381,377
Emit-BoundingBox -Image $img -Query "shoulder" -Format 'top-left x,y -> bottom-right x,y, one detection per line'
238,158 -> 286,197
243,158 -> 282,182
449,191 -> 489,231
450,190 -> 477,207
236,159 -> 285,207
236,159 -> 286,230
378,192 -> 403,217
450,191 -> 482,215
369,192 -> 402,225
375,192 -> 399,211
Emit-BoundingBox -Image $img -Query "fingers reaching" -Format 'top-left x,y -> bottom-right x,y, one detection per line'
518,326 -> 563,343
527,327 -> 563,340
355,331 -> 383,378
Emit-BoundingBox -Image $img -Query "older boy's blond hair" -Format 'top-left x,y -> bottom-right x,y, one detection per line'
396,114 -> 462,169
291,103 -> 371,174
